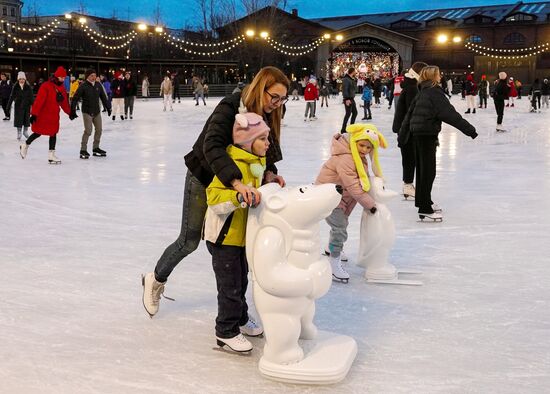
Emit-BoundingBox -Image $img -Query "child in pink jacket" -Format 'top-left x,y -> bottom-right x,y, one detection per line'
315,123 -> 387,282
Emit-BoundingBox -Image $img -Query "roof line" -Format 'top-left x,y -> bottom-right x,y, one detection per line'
335,20 -> 418,41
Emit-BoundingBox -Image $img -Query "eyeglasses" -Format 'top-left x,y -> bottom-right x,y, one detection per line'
265,90 -> 289,106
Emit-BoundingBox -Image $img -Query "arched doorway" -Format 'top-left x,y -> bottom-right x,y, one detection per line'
328,37 -> 401,81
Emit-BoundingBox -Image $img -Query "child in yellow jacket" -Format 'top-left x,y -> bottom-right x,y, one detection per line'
204,112 -> 270,353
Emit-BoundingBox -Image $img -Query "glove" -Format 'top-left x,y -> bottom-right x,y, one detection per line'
30,115 -> 37,124
107,109 -> 112,116
471,131 -> 478,140
69,111 -> 78,120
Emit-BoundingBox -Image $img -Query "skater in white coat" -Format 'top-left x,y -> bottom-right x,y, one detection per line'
160,76 -> 173,111
315,123 -> 386,282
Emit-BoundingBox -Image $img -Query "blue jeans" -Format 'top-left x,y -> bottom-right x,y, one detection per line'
154,171 -> 208,282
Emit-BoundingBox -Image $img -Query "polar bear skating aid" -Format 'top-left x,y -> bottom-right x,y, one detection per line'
246,183 -> 357,384
357,177 -> 423,285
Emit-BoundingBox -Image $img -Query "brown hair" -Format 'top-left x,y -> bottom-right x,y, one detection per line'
411,62 -> 428,75
418,65 -> 441,88
241,66 -> 289,143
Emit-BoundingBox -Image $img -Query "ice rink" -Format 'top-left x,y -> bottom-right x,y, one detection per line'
1,93 -> 549,393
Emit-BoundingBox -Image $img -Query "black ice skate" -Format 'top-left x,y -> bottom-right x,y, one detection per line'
93,148 -> 107,157
80,150 -> 90,159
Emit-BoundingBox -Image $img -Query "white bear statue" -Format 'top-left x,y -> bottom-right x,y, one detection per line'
357,177 -> 422,285
246,183 -> 357,384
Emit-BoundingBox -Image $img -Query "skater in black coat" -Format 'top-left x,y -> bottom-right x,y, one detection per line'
399,65 -> 477,220
142,66 -> 289,319
392,61 -> 427,200
493,72 -> 510,131
7,72 -> 34,141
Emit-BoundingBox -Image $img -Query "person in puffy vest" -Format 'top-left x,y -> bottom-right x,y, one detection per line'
110,71 -> 126,120
303,77 -> 319,121
464,74 -> 477,114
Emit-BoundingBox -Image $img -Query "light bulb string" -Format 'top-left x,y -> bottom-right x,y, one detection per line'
79,23 -> 136,40
163,32 -> 244,47
465,41 -> 550,53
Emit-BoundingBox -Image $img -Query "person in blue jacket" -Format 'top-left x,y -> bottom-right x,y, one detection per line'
361,81 -> 373,120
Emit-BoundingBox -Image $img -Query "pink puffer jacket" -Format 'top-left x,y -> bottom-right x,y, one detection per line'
315,133 -> 376,216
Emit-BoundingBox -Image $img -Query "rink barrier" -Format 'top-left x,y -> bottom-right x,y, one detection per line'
138,84 -> 242,98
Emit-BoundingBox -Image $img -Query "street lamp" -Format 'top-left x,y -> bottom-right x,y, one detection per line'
437,34 -> 448,44
138,23 -> 147,31
245,29 -> 255,37
260,31 -> 269,39
8,47 -> 14,52
78,17 -> 87,24
335,34 -> 344,41
64,13 -> 72,19
452,36 -> 462,43
324,33 -> 331,39
155,26 -> 163,33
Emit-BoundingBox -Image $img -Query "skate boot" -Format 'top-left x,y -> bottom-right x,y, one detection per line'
473,109 -> 476,114
112,115 -> 115,121
323,246 -> 348,262
403,183 -> 415,200
240,317 -> 263,337
48,150 -> 61,164
418,212 -> 443,222
431,203 -> 442,213
329,255 -> 350,283
120,115 -> 124,120
141,272 -> 173,318
464,109 -> 471,114
216,333 -> 252,353
93,148 -> 107,157
20,142 -> 29,159
80,150 -> 90,159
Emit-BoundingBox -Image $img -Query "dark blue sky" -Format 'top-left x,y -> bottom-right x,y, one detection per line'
33,0 -> 542,29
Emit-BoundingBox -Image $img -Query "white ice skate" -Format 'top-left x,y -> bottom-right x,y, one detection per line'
496,125 -> 508,132
431,203 -> 442,213
240,317 -> 263,337
323,247 -> 348,262
20,142 -> 29,159
329,255 -> 349,283
215,333 -> 252,353
141,272 -> 173,318
48,150 -> 61,165
418,212 -> 443,222
403,183 -> 415,200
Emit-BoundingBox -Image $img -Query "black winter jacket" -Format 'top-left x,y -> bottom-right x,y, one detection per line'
342,75 -> 357,100
542,81 -> 550,95
399,81 -> 477,145
71,80 -> 110,116
7,82 -> 34,127
184,92 -> 282,187
124,79 -> 138,96
493,80 -> 510,101
110,79 -> 126,99
392,77 -> 419,134
0,79 -> 12,99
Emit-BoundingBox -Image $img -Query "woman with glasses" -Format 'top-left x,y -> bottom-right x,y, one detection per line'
142,66 -> 290,319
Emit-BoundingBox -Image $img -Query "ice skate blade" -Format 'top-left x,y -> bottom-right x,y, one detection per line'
48,161 -> 61,165
141,274 -> 155,319
403,195 -> 414,201
93,153 -> 106,157
418,215 -> 442,222
80,155 -> 89,159
259,331 -> 357,385
332,275 -> 349,284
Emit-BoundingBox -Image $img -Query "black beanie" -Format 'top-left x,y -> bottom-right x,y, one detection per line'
85,68 -> 97,79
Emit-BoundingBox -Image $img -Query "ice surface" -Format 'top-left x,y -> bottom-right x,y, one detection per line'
1,95 -> 550,393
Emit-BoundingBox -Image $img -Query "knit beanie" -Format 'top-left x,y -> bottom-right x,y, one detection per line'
405,68 -> 420,80
17,71 -> 26,80
498,72 -> 507,80
54,66 -> 67,78
345,123 -> 388,192
233,113 -> 270,153
85,68 -> 96,79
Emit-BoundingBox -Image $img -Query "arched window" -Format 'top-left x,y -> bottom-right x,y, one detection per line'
465,35 -> 483,43
503,32 -> 526,45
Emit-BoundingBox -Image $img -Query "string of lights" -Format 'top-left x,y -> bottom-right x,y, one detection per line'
0,21 -> 60,44
78,24 -> 136,41
266,37 -> 324,56
1,18 -> 60,32
465,42 -> 549,59
465,42 -> 550,54
465,41 -> 550,53
266,37 -> 325,50
161,34 -> 245,56
81,25 -> 138,50
163,32 -> 243,47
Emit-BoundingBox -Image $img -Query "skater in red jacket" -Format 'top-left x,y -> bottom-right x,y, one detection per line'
20,66 -> 75,164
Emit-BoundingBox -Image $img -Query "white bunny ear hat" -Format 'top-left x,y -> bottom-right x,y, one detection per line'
232,112 -> 270,152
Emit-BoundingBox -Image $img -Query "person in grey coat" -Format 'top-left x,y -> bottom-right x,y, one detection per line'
7,71 -> 34,140
341,68 -> 358,133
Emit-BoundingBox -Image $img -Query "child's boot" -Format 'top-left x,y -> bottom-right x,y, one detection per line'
403,183 -> 415,200
329,255 -> 349,283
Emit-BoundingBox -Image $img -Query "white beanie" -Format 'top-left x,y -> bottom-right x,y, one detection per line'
498,71 -> 507,80
17,71 -> 26,80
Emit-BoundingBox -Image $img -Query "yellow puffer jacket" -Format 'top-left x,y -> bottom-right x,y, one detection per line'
70,81 -> 79,98
203,145 -> 266,247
